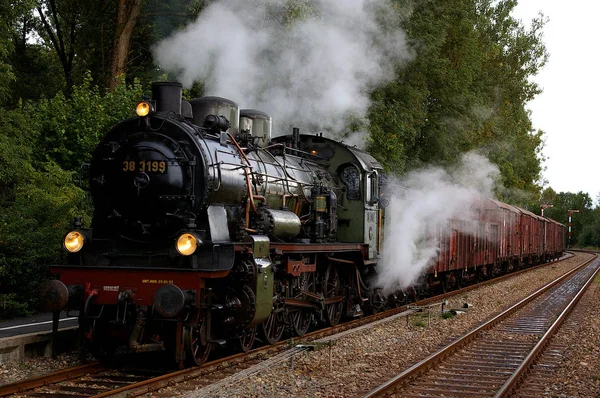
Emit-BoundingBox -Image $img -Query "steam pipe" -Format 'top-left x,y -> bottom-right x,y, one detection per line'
292,127 -> 300,149
128,314 -> 164,353
227,132 -> 267,230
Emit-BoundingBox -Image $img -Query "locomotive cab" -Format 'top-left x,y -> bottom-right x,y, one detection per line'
271,134 -> 384,260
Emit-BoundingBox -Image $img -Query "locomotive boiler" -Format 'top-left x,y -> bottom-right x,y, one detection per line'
41,82 -> 384,367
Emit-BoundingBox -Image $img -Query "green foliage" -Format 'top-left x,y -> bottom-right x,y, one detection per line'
535,189 -> 594,246
0,294 -> 31,318
32,73 -> 143,171
576,207 -> 600,248
442,311 -> 454,319
413,320 -> 427,327
128,0 -> 207,85
0,0 -> 32,105
0,154 -> 91,316
0,74 -> 140,316
10,42 -> 66,104
368,0 -> 548,200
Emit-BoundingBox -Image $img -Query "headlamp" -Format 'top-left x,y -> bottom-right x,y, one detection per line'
64,231 -> 85,253
136,101 -> 154,117
176,233 -> 202,256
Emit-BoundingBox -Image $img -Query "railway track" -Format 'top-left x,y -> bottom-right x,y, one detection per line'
363,252 -> 599,397
510,271 -> 599,398
0,253 -> 579,397
0,362 -> 167,397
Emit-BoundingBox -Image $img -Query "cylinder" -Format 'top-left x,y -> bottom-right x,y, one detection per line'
256,208 -> 301,239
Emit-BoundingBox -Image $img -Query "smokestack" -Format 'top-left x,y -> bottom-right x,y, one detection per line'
151,82 -> 182,115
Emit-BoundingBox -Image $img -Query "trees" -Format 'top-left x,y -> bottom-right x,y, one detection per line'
368,0 -> 548,202
0,0 -> 556,315
0,77 -> 141,317
35,0 -> 83,90
32,0 -> 204,92
0,105 -> 91,316
32,74 -> 143,170
537,188 -> 594,247
110,0 -> 144,90
0,0 -> 32,105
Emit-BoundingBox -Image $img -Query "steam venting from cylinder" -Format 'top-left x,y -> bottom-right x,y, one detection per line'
152,82 -> 183,115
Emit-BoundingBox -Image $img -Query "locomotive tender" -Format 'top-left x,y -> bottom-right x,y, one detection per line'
40,82 -> 565,367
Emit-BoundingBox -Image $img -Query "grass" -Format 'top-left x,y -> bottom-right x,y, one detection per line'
442,312 -> 454,319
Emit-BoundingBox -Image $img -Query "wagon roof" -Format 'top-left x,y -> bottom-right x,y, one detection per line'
483,198 -> 521,213
517,207 -> 540,219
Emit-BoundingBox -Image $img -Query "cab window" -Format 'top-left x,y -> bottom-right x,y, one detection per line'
365,172 -> 378,204
340,164 -> 360,200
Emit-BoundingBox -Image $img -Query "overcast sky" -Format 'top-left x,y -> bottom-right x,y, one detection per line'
512,1 -> 600,200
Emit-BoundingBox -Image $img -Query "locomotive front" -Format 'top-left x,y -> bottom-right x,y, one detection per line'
40,82 -> 348,366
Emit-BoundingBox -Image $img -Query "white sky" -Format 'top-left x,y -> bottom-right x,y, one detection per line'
512,2 -> 600,200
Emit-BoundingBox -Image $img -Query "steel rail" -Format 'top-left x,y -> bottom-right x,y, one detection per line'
362,252 -> 597,397
0,252 -> 578,397
495,254 -> 600,397
113,254 -> 581,398
0,362 -> 104,397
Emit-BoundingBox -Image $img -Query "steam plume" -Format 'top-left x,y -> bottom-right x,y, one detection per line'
377,152 -> 500,293
153,0 -> 412,138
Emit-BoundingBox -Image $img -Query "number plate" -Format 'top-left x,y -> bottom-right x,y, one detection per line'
122,160 -> 168,173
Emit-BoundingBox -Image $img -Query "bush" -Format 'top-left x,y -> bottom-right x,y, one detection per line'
0,294 -> 31,319
32,73 -> 144,171
0,73 -> 142,317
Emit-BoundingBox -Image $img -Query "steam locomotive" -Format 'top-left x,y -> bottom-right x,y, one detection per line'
40,82 -> 565,368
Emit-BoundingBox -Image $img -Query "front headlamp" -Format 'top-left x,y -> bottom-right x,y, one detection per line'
176,233 -> 202,256
136,101 -> 154,117
64,231 -> 85,253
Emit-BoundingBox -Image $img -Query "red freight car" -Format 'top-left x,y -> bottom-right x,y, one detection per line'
426,196 -> 565,292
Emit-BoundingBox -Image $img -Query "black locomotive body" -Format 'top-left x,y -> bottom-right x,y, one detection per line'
42,82 -> 384,366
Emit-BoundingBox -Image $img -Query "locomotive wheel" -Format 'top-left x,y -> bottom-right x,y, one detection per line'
183,322 -> 211,366
369,287 -> 386,314
289,272 -> 315,337
238,325 -> 256,352
290,310 -> 312,336
260,308 -> 285,344
439,273 -> 449,294
455,270 -> 464,289
323,264 -> 343,326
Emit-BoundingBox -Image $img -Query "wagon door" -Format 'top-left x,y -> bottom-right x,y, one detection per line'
438,221 -> 451,274
490,223 -> 499,265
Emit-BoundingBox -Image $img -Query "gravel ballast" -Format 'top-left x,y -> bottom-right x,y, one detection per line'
186,253 -> 599,397
2,253 -> 598,397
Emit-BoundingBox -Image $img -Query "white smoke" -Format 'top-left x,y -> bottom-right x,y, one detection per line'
377,152 -> 500,293
153,0 -> 412,139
